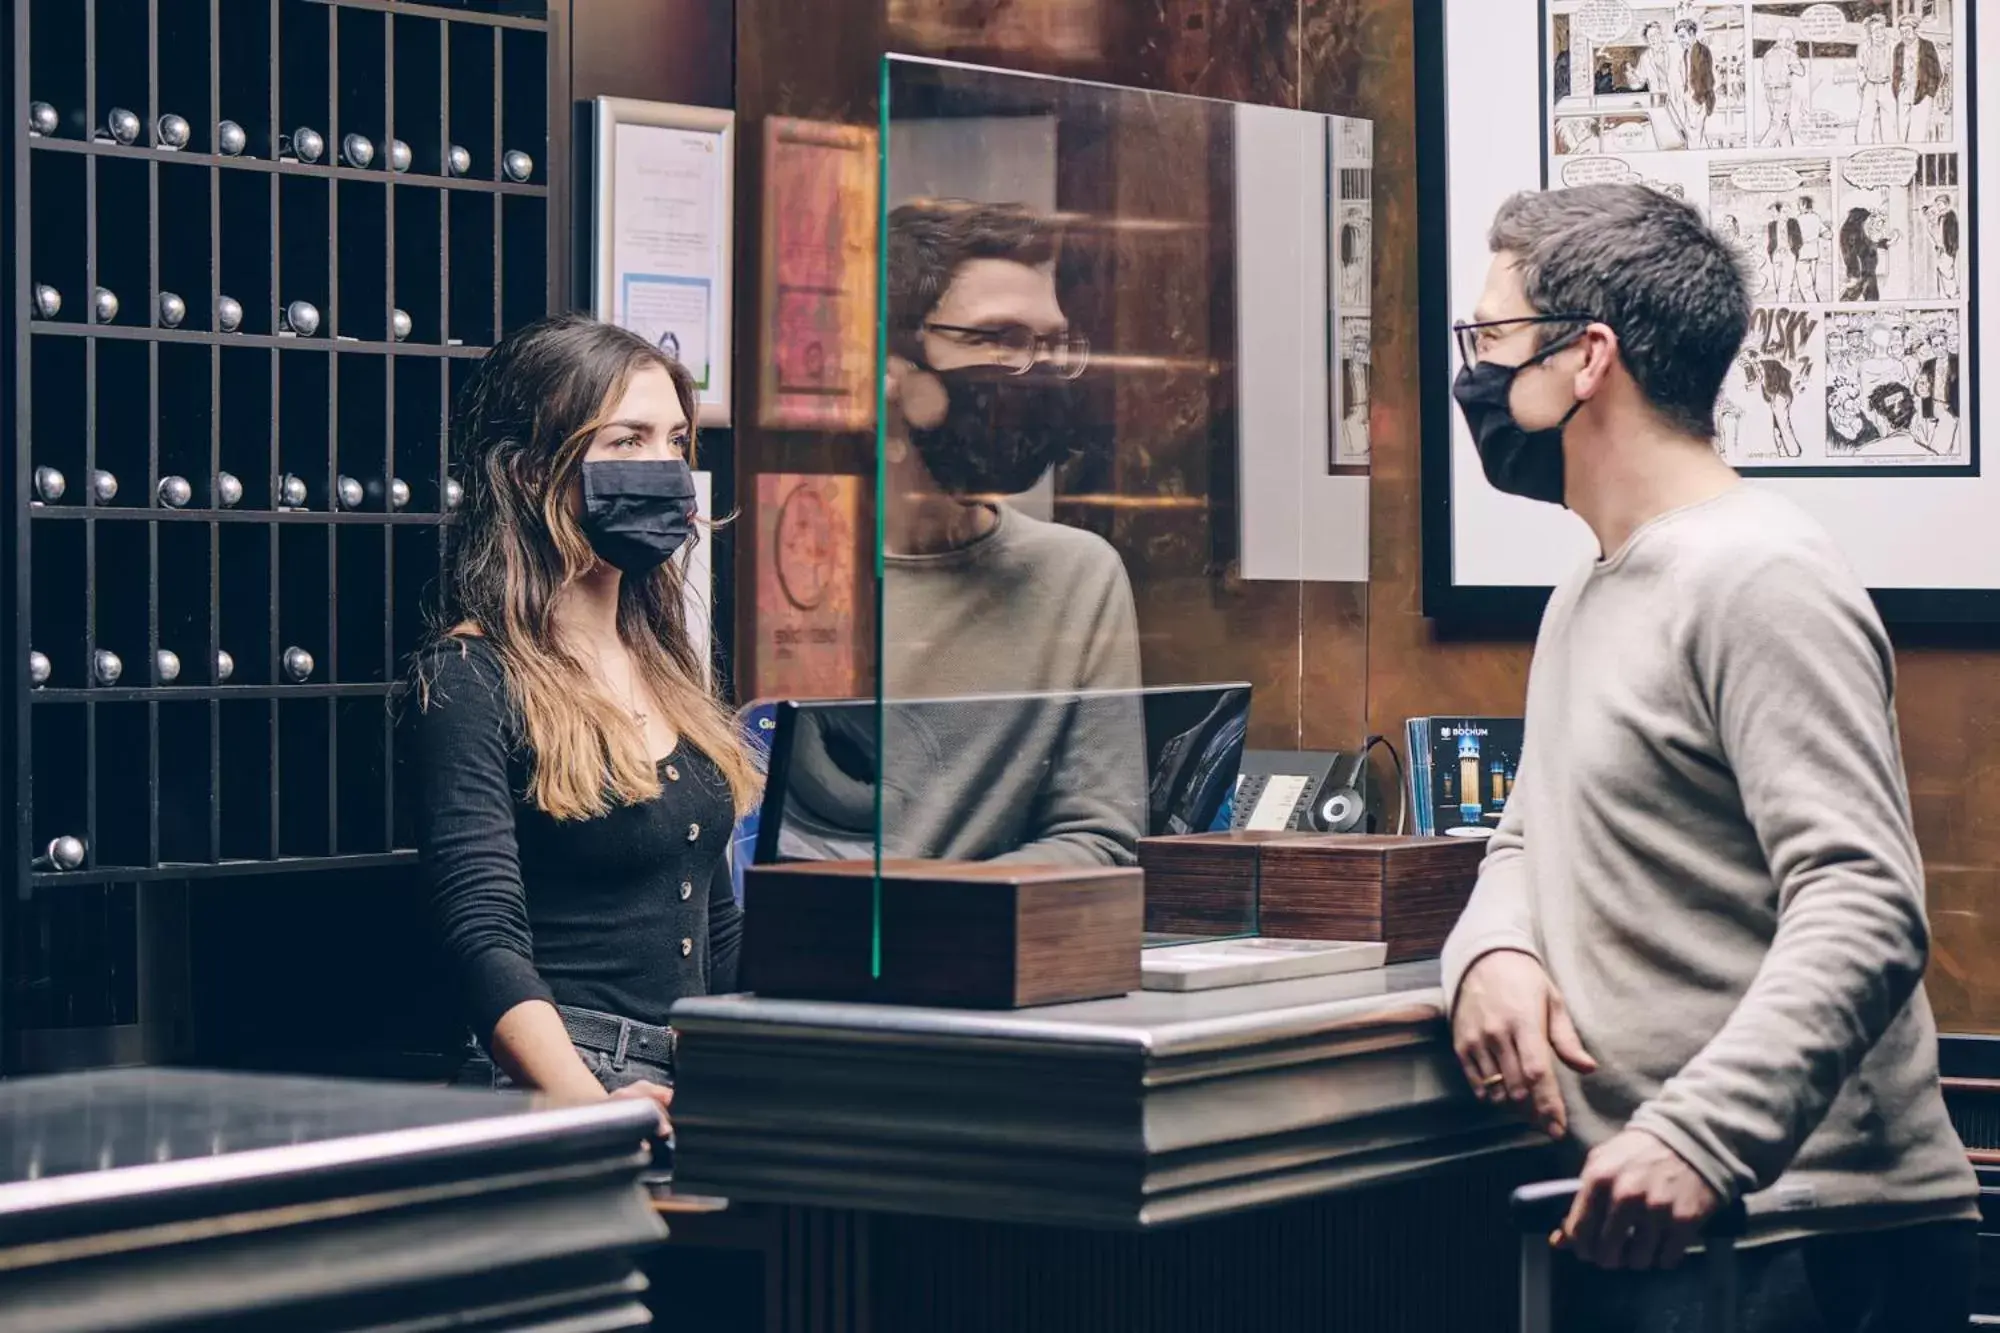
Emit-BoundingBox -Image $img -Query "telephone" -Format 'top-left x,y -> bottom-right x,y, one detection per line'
1227,749 -> 1373,834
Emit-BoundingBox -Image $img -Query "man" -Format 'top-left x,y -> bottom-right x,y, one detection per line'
785,199 -> 1144,868
1893,15 -> 1943,143
1925,193 -> 1960,299
1853,381 -> 1923,457
1444,183 -> 1977,1331
1673,18 -> 1715,149
1855,15 -> 1894,144
1758,27 -> 1805,146
1796,193 -> 1827,301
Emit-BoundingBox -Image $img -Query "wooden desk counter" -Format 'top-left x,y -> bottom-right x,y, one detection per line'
668,961 -> 1539,1230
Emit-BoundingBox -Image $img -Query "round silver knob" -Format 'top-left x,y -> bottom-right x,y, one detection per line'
33,466 -> 66,503
156,475 -> 192,508
29,101 -> 58,137
443,478 -> 464,510
157,290 -> 187,328
32,283 -> 61,319
388,477 -> 411,511
89,469 -> 119,504
156,113 -> 190,149
29,651 -> 51,688
388,138 -> 412,172
282,646 -> 315,683
214,649 -> 235,683
217,119 -> 247,156
36,836 -> 86,872
93,650 -> 124,686
106,107 -> 141,145
446,144 -> 472,177
503,149 -> 534,182
215,471 -> 244,508
217,294 -> 243,332
289,126 -> 325,163
282,300 -> 320,336
341,132 -> 375,168
279,474 -> 309,508
336,475 -> 365,510
390,308 -> 412,342
93,286 -> 119,324
155,649 -> 182,684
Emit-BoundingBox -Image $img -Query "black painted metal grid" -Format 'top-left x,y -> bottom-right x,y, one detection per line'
9,0 -> 554,903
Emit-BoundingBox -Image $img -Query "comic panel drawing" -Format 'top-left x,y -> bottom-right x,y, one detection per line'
1717,305 -> 1827,465
1333,118 -> 1374,314
1331,315 -> 1372,473
1709,157 -> 1836,303
1825,308 -> 1964,463
1832,147 -> 1961,302
1748,3 -> 1958,150
1548,1 -> 1749,152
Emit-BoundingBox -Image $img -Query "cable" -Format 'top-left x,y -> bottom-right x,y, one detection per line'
1361,733 -> 1409,837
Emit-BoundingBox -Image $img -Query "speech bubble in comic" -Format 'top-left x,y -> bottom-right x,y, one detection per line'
1731,163 -> 1804,194
1799,4 -> 1847,43
1844,147 -> 1920,189
1562,156 -> 1637,187
1574,0 -> 1636,46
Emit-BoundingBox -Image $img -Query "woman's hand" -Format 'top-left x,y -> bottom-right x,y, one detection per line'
609,1079 -> 674,1138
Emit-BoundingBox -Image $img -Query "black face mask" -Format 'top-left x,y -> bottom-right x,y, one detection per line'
578,459 -> 697,574
1451,346 -> 1586,507
909,365 -> 1084,497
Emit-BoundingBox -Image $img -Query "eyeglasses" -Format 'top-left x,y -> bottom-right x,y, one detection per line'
923,322 -> 1091,380
1452,313 -> 1594,368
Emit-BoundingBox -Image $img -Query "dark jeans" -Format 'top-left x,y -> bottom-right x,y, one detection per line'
1557,1219 -> 1977,1333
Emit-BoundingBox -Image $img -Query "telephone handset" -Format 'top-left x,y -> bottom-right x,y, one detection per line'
1228,749 -> 1372,834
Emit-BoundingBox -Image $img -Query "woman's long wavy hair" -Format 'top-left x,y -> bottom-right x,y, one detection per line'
416,314 -> 758,821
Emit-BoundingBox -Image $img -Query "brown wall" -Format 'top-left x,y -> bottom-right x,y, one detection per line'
714,0 -> 1997,1031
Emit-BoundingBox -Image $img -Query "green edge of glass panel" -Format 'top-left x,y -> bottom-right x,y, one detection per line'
871,54 -> 892,981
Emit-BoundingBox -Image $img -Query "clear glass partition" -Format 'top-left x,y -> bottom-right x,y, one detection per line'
825,55 -> 1378,955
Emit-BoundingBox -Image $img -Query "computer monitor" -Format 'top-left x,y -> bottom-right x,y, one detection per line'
744,683 -> 1252,868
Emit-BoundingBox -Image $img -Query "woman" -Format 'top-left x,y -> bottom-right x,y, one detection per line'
407,315 -> 757,1128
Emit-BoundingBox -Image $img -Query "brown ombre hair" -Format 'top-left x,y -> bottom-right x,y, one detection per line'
416,314 -> 758,821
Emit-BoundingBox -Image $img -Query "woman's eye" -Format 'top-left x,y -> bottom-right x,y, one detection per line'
613,434 -> 643,450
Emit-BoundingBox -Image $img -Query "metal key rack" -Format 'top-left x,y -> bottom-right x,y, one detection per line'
5,0 -> 565,1067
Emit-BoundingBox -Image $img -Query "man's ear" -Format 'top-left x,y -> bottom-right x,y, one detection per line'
1572,324 -> 1622,401
890,354 -> 949,430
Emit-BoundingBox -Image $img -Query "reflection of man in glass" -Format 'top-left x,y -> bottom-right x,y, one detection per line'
791,199 -> 1145,867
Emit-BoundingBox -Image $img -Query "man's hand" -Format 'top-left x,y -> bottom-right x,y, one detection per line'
1451,949 -> 1597,1138
1558,1129 -> 1721,1271
609,1080 -> 674,1138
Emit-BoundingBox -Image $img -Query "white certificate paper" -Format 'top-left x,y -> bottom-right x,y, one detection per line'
608,117 -> 731,420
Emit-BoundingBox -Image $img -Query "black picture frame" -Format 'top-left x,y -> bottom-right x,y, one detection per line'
1417,0 -> 1991,633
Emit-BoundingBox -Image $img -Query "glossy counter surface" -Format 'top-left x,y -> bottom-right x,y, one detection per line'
0,1069 -> 665,1333
671,961 -> 1539,1228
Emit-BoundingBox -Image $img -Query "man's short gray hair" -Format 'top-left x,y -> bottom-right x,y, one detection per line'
1489,183 -> 1751,438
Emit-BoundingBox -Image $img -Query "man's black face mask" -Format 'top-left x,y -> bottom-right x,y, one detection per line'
1451,331 -> 1586,507
907,362 -> 1086,497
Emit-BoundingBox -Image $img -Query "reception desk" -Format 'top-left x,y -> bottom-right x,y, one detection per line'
664,962 -> 1558,1332
0,1069 -> 665,1332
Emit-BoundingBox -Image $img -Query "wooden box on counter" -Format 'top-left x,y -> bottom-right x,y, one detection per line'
1138,833 -> 1486,963
743,860 -> 1143,1008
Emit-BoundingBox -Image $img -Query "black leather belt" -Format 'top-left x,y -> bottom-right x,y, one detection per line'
556,1004 -> 676,1072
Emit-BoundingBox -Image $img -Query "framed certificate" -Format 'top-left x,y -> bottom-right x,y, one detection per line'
591,98 -> 735,426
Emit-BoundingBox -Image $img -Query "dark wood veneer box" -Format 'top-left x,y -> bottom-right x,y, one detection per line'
1138,833 -> 1486,963
743,860 -> 1144,1008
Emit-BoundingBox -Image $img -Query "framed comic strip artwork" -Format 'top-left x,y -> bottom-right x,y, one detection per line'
1418,0 -> 1992,627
